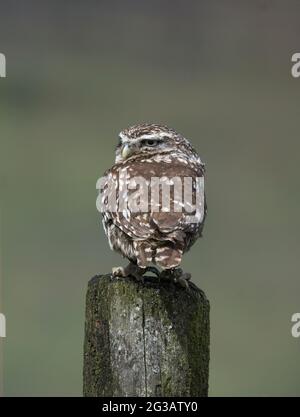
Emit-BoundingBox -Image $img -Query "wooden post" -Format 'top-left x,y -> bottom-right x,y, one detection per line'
83,274 -> 210,397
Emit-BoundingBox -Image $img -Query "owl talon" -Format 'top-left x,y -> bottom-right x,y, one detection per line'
112,263 -> 146,283
160,268 -> 193,291
112,266 -> 126,277
181,272 -> 192,281
174,276 -> 190,290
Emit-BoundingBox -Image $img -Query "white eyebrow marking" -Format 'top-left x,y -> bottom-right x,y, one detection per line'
139,132 -> 172,140
119,131 -> 173,143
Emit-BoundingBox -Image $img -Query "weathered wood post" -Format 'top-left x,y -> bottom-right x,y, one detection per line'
83,274 -> 210,397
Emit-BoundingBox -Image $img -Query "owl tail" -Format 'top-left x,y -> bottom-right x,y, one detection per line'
154,245 -> 183,269
133,241 -> 154,268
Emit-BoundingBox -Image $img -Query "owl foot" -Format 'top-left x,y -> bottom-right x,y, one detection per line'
160,268 -> 192,290
112,263 -> 146,283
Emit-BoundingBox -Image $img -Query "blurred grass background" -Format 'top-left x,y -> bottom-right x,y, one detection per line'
0,0 -> 300,396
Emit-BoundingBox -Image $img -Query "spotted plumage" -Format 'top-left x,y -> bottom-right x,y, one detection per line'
101,123 -> 207,285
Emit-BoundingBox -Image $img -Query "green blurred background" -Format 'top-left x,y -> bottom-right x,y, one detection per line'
0,0 -> 300,396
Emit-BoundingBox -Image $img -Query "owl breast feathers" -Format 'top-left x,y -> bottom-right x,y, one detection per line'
101,123 -> 207,270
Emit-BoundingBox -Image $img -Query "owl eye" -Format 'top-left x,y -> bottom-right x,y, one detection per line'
142,139 -> 159,147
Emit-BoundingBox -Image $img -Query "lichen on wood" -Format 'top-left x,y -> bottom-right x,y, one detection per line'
83,274 -> 210,397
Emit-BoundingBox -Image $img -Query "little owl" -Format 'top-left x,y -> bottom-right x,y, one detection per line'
100,123 -> 207,289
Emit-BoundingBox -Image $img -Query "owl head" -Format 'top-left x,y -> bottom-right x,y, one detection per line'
115,123 -> 197,163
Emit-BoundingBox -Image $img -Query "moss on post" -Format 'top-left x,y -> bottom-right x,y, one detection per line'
83,274 -> 210,397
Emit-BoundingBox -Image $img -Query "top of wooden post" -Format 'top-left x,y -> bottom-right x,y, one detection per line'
84,274 -> 210,397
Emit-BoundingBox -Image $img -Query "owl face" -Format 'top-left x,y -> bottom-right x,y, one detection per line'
115,123 -> 195,163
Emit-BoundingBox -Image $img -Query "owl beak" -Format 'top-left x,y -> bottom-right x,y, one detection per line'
122,144 -> 135,159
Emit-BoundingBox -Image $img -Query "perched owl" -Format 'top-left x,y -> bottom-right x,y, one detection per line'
100,123 -> 207,288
